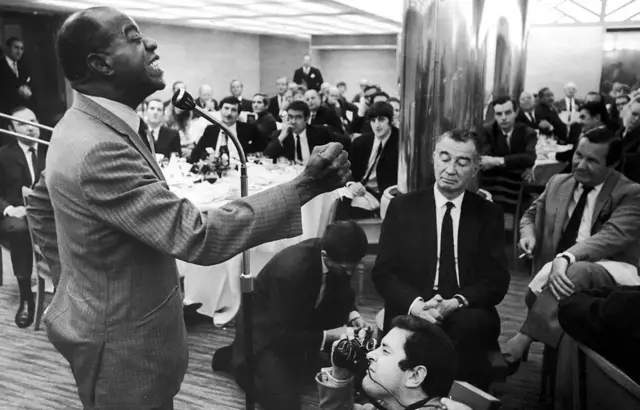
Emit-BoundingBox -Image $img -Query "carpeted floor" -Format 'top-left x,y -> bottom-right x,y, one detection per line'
0,250 -> 546,410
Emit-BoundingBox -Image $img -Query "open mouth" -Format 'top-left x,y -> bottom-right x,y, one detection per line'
148,56 -> 162,72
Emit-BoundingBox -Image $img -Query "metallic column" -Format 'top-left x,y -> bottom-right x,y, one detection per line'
397,0 -> 530,193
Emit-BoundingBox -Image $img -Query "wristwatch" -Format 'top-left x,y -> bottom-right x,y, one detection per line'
556,254 -> 571,264
453,295 -> 468,308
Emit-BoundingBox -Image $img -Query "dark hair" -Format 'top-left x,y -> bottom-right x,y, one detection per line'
57,8 -> 114,82
337,81 -> 347,88
219,96 -> 241,112
287,100 -> 310,119
585,91 -> 604,103
491,96 -> 517,110
364,85 -> 381,94
392,315 -> 457,397
366,101 -> 394,124
389,97 -> 400,104
435,129 -> 482,158
537,87 -> 551,99
320,221 -> 368,263
253,93 -> 269,107
580,126 -> 622,166
5,37 -> 22,48
372,91 -> 390,102
9,105 -> 31,117
578,101 -> 608,122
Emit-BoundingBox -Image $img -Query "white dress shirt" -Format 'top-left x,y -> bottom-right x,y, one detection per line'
293,128 -> 311,164
216,122 -> 239,159
408,186 -> 467,314
316,256 -> 360,350
364,131 -> 391,192
525,110 -> 536,123
148,124 -> 162,142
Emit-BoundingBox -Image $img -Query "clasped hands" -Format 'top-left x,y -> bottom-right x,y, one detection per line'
410,295 -> 460,325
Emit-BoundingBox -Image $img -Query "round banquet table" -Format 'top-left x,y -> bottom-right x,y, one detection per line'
169,162 -> 339,326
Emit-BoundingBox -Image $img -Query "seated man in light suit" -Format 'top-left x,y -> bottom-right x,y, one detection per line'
502,127 -> 640,368
317,315 -> 470,410
372,129 -> 510,390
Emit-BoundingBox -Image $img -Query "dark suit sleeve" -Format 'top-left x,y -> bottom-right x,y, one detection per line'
460,203 -> 510,308
264,131 -> 286,158
350,115 -> 366,134
315,68 -> 324,86
503,129 -> 536,169
326,109 -> 344,134
169,129 -> 181,156
293,69 -> 302,85
188,126 -> 216,163
372,198 -> 423,313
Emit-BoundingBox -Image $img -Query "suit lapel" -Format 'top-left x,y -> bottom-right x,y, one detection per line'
420,190 -> 438,288
552,176 -> 576,244
72,94 -> 166,181
591,171 -> 617,229
10,143 -> 32,186
457,195 -> 478,287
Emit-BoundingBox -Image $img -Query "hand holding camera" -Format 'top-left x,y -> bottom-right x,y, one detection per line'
331,326 -> 377,378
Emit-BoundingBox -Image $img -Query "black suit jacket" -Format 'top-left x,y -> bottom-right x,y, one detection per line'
311,105 -> 344,135
188,121 -> 264,163
293,66 -> 324,91
263,124 -> 333,161
349,127 -> 399,196
0,141 -> 45,213
617,126 -> 640,183
515,109 -> 538,130
372,188 -> 510,331
0,56 -> 33,113
480,122 -> 537,170
232,238 -> 355,365
152,126 -> 181,158
535,104 -> 567,142
268,95 -> 284,121
237,98 -> 253,113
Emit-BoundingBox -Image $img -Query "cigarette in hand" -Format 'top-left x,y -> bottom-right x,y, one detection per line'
518,252 -> 528,259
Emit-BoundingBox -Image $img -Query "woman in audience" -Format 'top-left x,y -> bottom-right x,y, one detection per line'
389,97 -> 401,127
165,104 -> 203,158
252,93 -> 277,143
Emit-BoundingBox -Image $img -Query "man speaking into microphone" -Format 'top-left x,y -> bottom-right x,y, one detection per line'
28,6 -> 351,410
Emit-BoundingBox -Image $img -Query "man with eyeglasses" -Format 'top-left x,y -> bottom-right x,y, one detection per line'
372,129 -> 510,390
212,221 -> 371,410
616,93 -> 640,183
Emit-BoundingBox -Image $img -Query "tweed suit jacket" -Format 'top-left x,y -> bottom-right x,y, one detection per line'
34,93 -> 304,409
520,170 -> 640,272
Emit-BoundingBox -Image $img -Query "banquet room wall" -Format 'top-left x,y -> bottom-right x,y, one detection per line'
524,25 -> 605,99
314,49 -> 399,100
259,35 -> 310,92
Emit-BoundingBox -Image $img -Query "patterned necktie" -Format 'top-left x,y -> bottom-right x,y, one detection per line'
29,147 -> 40,186
557,185 -> 594,253
295,134 -> 303,162
438,202 -> 458,298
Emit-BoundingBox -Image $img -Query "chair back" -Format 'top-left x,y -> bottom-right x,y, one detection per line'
317,191 -> 341,238
22,186 -> 60,287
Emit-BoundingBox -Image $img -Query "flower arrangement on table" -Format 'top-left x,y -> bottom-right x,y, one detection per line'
190,147 -> 232,182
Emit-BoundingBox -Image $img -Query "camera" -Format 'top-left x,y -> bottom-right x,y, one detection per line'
331,328 -> 377,376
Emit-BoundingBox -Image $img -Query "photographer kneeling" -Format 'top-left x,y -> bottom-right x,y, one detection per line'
317,315 -> 471,410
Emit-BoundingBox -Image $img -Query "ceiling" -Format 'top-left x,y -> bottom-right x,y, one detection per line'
0,0 -> 403,38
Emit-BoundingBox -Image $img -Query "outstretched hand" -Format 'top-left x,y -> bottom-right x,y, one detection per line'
294,143 -> 351,204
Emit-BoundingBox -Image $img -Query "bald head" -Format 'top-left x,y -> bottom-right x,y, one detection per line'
304,89 -> 320,111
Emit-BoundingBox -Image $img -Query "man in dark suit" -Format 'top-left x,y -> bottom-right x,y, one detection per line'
264,100 -> 334,163
339,102 -> 398,219
0,107 -> 45,328
229,79 -> 253,112
0,37 -> 34,115
504,128 -> 640,368
372,129 -> 510,389
189,96 -> 264,163
145,98 -> 180,158
515,91 -> 538,130
293,54 -> 324,91
212,221 -> 369,410
480,96 -> 537,173
535,87 -> 568,142
305,89 -> 344,135
268,76 -> 288,121
193,84 -> 218,119
616,96 -> 640,183
34,8 -> 352,409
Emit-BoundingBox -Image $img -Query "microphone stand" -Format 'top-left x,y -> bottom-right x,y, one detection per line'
171,90 -> 254,410
0,112 -> 54,132
0,128 -> 50,146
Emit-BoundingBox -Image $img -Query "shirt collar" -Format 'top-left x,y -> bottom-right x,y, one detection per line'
295,127 -> 307,139
433,184 -> 465,210
81,93 -> 140,133
17,140 -> 33,154
5,55 -> 16,68
374,130 -> 392,147
321,255 -> 329,274
579,181 -> 604,195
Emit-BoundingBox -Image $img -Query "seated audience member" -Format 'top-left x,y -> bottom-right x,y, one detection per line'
317,315 -> 471,410
145,98 -> 181,158
212,221 -> 370,410
264,100 -> 333,164
480,96 -> 536,174
268,76 -> 288,121
251,93 -> 277,142
336,81 -> 348,104
326,86 -> 357,131
305,89 -> 344,135
351,85 -> 382,135
389,97 -> 400,127
338,102 -> 398,220
558,285 -> 640,383
164,80 -> 185,108
554,82 -> 582,123
372,129 -> 510,390
188,96 -> 263,163
535,87 -> 568,142
193,84 -> 218,118
502,128 -> 640,369
616,94 -> 640,183
610,94 -> 630,127
557,101 -> 612,164
165,103 -> 201,157
515,91 -> 538,130
0,106 -> 46,328
352,78 -> 370,104
371,91 -> 390,104
292,87 -> 305,102
230,79 -> 253,112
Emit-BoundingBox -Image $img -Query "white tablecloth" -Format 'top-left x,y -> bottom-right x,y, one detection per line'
170,163 -> 339,326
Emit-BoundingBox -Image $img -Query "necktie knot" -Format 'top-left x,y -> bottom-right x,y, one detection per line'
445,202 -> 455,212
580,185 -> 594,198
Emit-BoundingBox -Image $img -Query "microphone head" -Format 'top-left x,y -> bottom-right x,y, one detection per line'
172,89 -> 196,111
